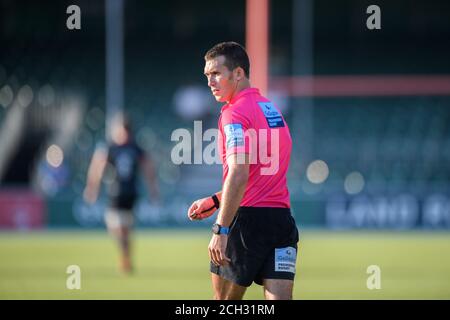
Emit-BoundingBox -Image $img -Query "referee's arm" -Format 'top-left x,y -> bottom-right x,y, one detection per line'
209,153 -> 249,266
216,153 -> 250,227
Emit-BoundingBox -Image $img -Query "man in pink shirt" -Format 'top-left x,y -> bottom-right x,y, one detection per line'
187,42 -> 299,300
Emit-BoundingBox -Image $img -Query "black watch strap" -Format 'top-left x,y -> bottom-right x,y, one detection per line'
211,194 -> 220,209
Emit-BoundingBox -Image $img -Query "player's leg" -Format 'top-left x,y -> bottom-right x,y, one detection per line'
105,208 -> 121,241
118,225 -> 132,273
262,279 -> 294,300
211,273 -> 247,300
105,208 -> 133,273
117,211 -> 134,273
105,209 -> 123,271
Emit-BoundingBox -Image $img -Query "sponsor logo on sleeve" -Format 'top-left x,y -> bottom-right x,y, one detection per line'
224,123 -> 244,149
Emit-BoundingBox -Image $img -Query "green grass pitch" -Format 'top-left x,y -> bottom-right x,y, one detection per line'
1,229 -> 449,299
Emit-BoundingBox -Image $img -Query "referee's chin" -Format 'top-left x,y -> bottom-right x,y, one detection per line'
213,93 -> 227,103
214,96 -> 225,103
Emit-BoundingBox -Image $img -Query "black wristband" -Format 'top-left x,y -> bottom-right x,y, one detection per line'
211,194 -> 220,209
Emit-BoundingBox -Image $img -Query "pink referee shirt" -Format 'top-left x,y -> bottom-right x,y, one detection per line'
218,88 -> 292,208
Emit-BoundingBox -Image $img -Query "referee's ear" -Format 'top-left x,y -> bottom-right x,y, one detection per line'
234,67 -> 245,81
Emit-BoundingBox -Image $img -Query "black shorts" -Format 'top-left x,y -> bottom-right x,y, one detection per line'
210,206 -> 299,287
109,194 -> 137,210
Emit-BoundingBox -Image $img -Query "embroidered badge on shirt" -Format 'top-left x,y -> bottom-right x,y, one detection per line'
224,123 -> 244,149
257,102 -> 285,128
274,246 -> 297,273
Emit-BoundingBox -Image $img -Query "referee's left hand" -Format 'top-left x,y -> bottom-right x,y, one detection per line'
208,234 -> 231,266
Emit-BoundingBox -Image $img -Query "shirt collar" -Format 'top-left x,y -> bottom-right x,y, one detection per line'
221,87 -> 260,112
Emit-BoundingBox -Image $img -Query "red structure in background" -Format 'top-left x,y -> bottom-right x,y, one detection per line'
246,0 -> 269,96
271,75 -> 450,97
0,189 -> 45,230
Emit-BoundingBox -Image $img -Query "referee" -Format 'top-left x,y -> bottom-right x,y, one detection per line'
188,42 -> 299,300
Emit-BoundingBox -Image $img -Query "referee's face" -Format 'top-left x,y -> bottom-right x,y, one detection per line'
204,55 -> 238,103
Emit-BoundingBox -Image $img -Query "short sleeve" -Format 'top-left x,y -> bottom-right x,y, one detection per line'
220,108 -> 252,157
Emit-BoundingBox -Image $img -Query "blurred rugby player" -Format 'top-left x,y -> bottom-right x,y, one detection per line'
84,114 -> 160,274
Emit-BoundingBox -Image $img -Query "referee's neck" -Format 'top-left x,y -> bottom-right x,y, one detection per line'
227,80 -> 251,103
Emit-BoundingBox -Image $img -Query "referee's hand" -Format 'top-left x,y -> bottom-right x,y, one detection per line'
187,197 -> 217,221
208,234 -> 231,266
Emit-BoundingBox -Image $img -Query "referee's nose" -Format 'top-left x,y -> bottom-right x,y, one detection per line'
208,77 -> 215,88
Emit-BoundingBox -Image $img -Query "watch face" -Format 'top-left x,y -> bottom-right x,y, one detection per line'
212,224 -> 220,234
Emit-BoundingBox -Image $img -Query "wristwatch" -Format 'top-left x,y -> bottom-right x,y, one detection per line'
212,223 -> 229,235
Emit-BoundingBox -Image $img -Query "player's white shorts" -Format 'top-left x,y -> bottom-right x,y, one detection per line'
105,208 -> 134,229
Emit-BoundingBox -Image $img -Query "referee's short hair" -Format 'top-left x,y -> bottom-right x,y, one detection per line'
205,42 -> 250,79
